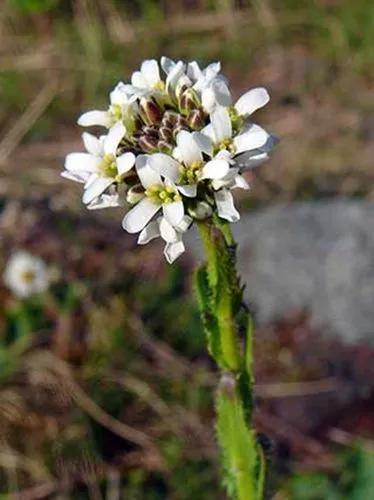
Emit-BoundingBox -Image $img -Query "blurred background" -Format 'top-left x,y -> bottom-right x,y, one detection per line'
0,0 -> 373,498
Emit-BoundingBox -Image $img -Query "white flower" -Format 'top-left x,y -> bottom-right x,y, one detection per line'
63,123 -> 135,205
3,251 -> 49,298
78,82 -> 137,129
122,155 -> 185,234
198,107 -> 269,157
138,214 -> 192,263
161,57 -> 229,112
124,59 -> 166,99
149,130 -> 231,197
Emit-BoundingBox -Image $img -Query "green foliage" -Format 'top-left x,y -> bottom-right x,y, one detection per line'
9,0 -> 59,13
282,446 -> 374,500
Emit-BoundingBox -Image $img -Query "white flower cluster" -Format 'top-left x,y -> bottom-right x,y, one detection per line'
3,251 -> 49,298
63,58 -> 275,262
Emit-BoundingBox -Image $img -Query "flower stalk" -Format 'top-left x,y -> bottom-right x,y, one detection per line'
196,219 -> 265,500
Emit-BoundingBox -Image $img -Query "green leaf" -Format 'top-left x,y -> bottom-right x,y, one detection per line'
195,265 -> 223,365
216,374 -> 257,500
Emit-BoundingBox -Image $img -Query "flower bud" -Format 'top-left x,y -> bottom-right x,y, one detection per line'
162,110 -> 178,127
159,126 -> 173,142
142,125 -> 158,137
187,109 -> 205,130
157,140 -> 173,154
138,134 -> 158,153
188,201 -> 212,220
139,97 -> 162,125
179,88 -> 201,115
175,75 -> 191,100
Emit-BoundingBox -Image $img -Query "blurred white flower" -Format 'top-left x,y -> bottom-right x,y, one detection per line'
3,251 -> 49,298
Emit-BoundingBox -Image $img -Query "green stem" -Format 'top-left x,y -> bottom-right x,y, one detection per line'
195,220 -> 263,500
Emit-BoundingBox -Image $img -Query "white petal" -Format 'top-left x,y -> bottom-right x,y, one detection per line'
177,185 -> 197,198
204,62 -> 221,79
131,71 -> 148,89
166,61 -> 185,94
78,110 -> 110,128
216,149 -> 235,163
141,59 -> 160,87
136,155 -> 162,188
83,177 -> 113,204
201,159 -> 230,180
161,56 -> 176,74
210,79 -> 232,107
159,217 -> 178,243
234,174 -> 250,190
110,81 -> 130,105
61,170 -> 88,184
175,215 -> 192,233
214,189 -> 240,222
234,151 -> 269,170
87,194 -> 120,210
137,220 -> 160,244
122,198 -> 160,233
211,107 -> 232,142
117,152 -> 135,175
104,121 -> 126,155
187,61 -> 202,81
82,132 -> 103,156
148,154 -> 180,183
164,241 -> 185,264
65,153 -> 101,173
162,201 -> 184,226
176,130 -> 202,165
201,87 -> 217,114
235,87 -> 270,117
192,131 -> 214,156
234,125 -> 269,154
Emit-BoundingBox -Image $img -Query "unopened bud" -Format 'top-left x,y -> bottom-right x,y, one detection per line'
139,98 -> 162,125
157,140 -> 173,154
138,134 -> 158,153
159,126 -> 173,142
175,75 -> 191,100
188,201 -> 212,220
179,88 -> 201,115
188,109 -> 205,130
142,125 -> 158,137
162,111 -> 178,127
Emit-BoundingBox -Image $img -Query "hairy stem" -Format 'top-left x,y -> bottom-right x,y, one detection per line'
196,220 -> 263,500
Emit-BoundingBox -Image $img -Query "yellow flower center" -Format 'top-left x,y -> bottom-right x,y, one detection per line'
215,138 -> 235,155
109,104 -> 123,123
20,270 -> 36,284
179,160 -> 203,185
152,81 -> 165,92
145,184 -> 181,204
99,154 -> 118,178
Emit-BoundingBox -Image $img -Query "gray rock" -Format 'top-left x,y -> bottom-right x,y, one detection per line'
187,200 -> 374,344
